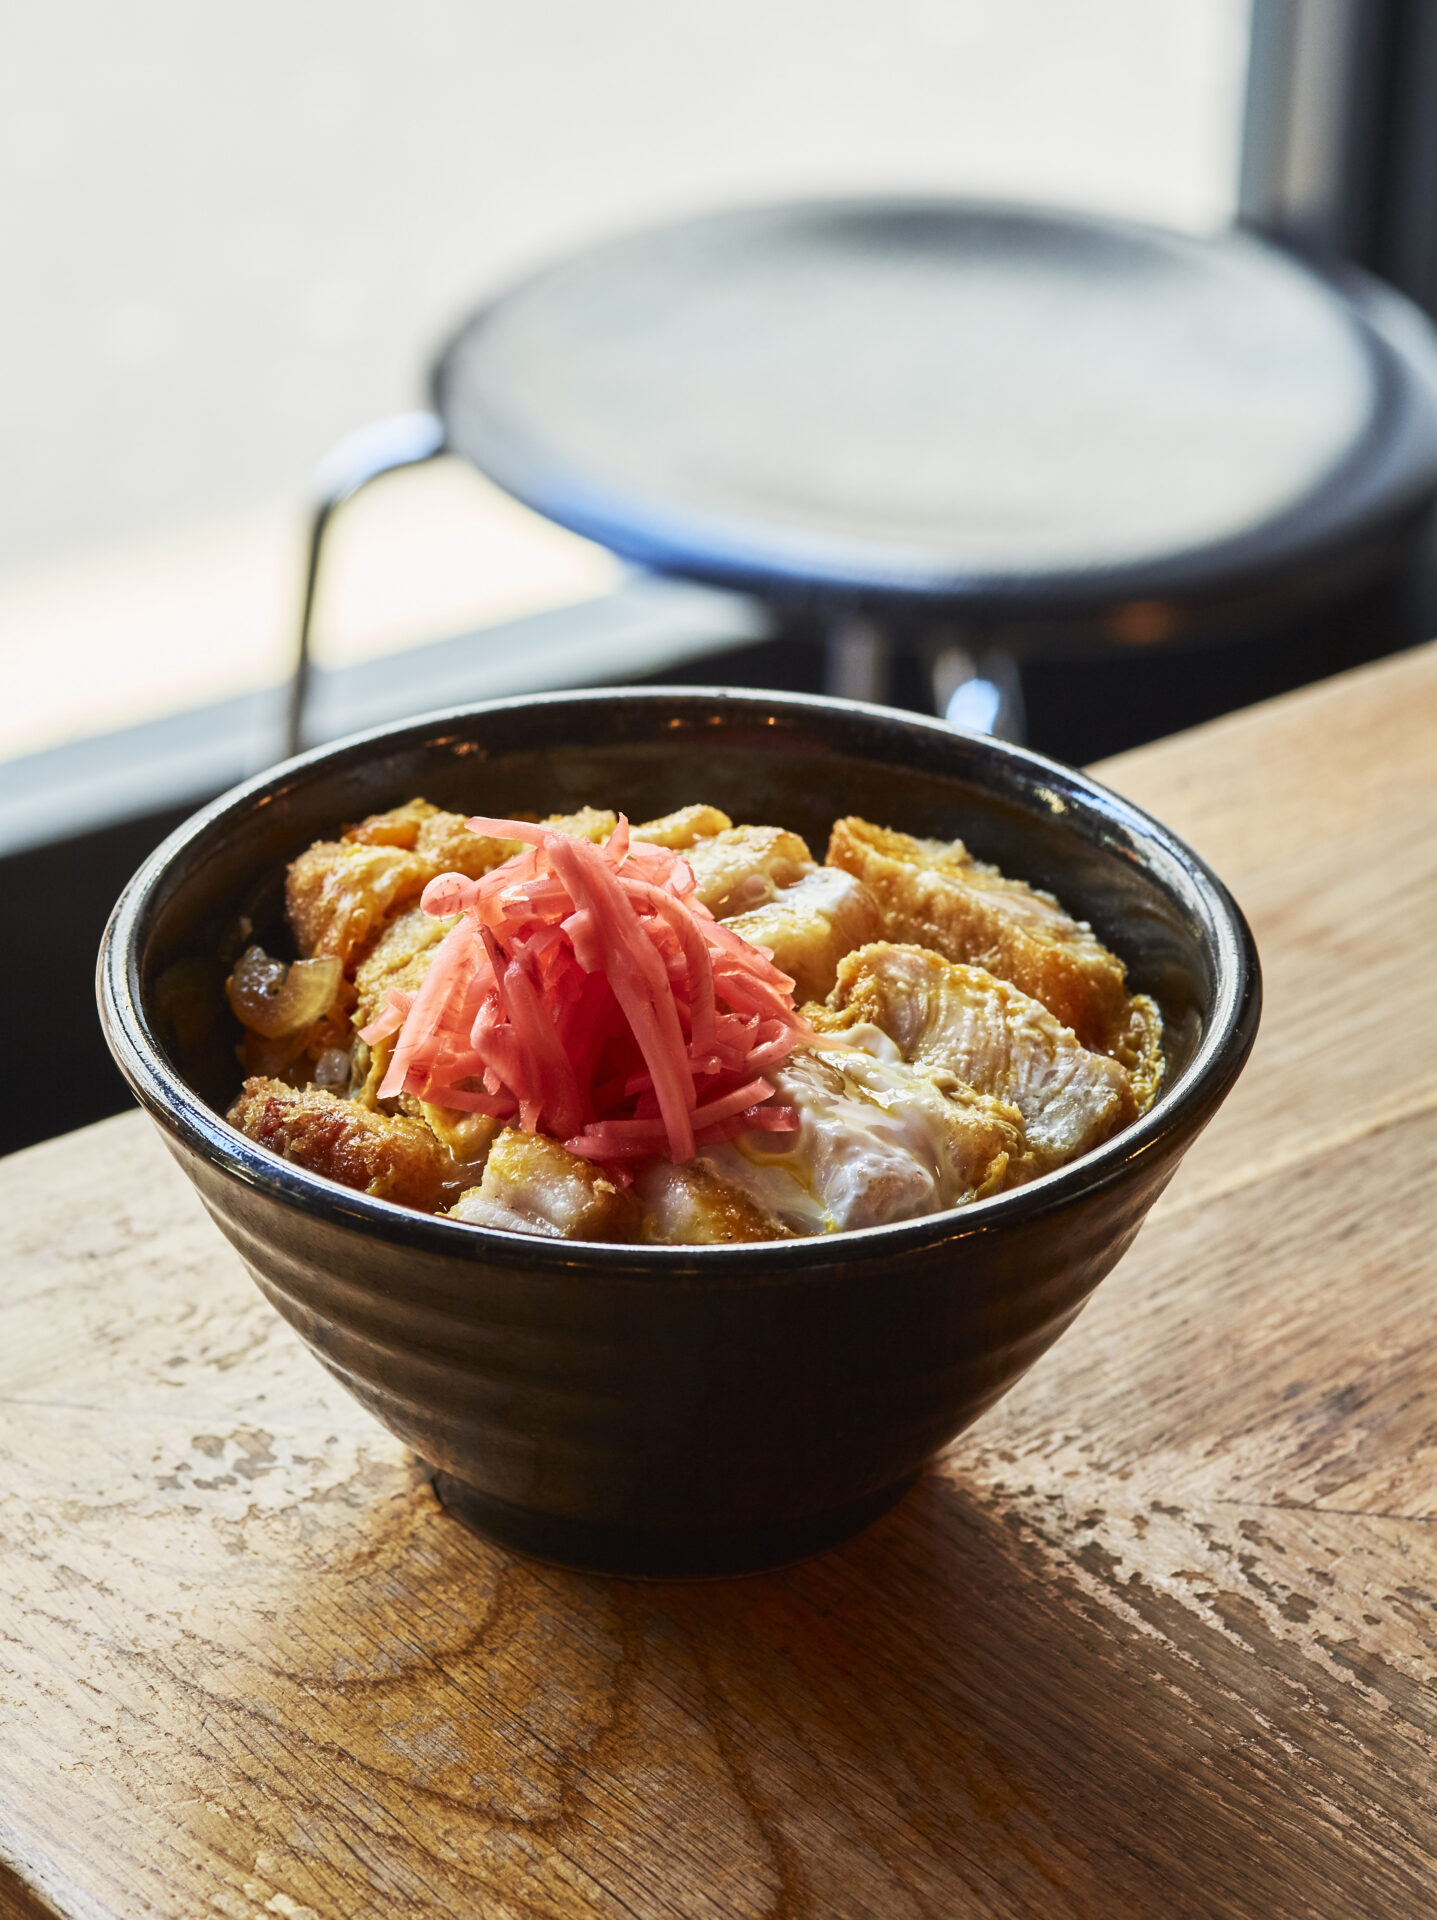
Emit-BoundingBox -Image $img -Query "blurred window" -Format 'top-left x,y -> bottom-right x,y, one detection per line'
0,0 -> 1251,761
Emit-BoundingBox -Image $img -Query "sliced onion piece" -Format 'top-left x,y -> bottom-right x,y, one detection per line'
225,945 -> 342,1038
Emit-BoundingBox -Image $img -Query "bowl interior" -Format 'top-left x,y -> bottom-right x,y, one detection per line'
123,689 -> 1225,1144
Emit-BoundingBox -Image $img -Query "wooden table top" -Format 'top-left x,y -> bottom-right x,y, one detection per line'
3,644 -> 1435,1920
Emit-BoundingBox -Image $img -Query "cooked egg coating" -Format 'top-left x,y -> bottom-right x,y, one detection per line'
542,805 -> 619,845
351,904 -> 456,1035
341,797 -> 440,849
701,1045 -> 1022,1235
410,811 -> 528,876
344,797 -> 612,875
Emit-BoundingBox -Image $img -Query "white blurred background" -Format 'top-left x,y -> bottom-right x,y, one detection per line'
0,0 -> 1251,756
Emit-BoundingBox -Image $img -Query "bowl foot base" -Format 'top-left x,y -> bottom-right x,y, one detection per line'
431,1470 -> 919,1578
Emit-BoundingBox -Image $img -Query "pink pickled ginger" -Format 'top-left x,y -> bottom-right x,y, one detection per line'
359,814 -> 808,1163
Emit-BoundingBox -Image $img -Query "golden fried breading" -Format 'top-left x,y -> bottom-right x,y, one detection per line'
285,840 -> 433,969
449,1127 -> 640,1240
411,811 -> 525,877
227,1076 -> 446,1209
683,825 -> 815,918
725,865 -> 883,1002
352,904 -> 456,1031
342,798 -> 438,848
287,799 -> 622,980
633,803 -> 733,848
545,804 -> 619,843
816,942 -> 1139,1172
347,795 -> 505,877
827,815 -> 1148,1058
1111,994 -> 1165,1113
636,1159 -> 789,1243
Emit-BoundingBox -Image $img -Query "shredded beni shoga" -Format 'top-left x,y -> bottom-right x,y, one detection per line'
360,815 -> 812,1164
224,798 -> 1166,1243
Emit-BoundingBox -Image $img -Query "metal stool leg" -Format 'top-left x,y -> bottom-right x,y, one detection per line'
931,642 -> 1026,742
285,411 -> 447,759
824,614 -> 890,703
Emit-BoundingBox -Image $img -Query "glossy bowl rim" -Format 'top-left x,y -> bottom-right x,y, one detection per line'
98,684 -> 1261,1278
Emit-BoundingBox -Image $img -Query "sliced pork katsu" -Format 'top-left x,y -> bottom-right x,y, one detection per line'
287,801 -> 617,969
450,1127 -> 639,1240
815,942 -> 1140,1177
725,866 -> 883,1003
635,1159 -> 789,1244
632,803 -> 733,848
228,1076 -> 449,1210
677,824 -> 816,917
700,1045 -> 1022,1235
826,815 -> 1163,1090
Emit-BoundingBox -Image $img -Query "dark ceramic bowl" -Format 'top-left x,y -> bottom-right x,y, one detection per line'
99,688 -> 1259,1576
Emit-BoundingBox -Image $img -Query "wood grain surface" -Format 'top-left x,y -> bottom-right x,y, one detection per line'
2,643 -> 1435,1920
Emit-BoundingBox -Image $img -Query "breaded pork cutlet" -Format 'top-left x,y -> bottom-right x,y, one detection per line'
813,942 -> 1141,1177
226,794 -> 1163,1243
725,866 -> 883,1003
826,815 -> 1163,1095
701,1046 -> 1024,1235
450,1128 -> 639,1240
228,1076 -> 449,1210
635,1159 -> 789,1244
678,824 -> 816,918
287,800 -> 618,969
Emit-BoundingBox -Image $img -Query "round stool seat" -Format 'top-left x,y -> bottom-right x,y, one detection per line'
433,199 -> 1437,647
